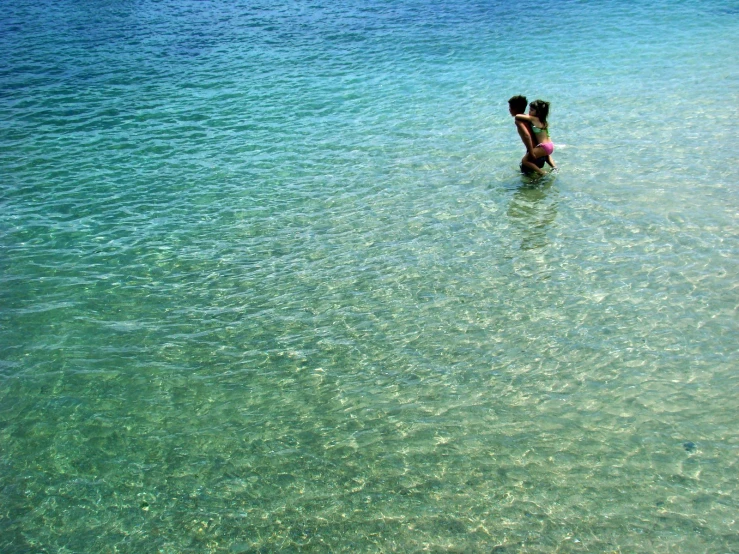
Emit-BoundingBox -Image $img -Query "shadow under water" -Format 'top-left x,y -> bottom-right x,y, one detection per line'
506,177 -> 559,251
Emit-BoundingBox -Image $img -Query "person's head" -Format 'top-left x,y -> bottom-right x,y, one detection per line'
508,95 -> 528,116
528,99 -> 550,124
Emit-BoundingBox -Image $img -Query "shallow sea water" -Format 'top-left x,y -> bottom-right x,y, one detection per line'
1,0 -> 738,552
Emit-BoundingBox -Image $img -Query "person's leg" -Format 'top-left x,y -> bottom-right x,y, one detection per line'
521,160 -> 537,175
521,155 -> 547,174
521,154 -> 545,175
522,148 -> 549,175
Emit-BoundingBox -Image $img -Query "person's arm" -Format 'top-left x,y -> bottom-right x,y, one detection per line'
515,120 -> 535,155
515,114 -> 534,123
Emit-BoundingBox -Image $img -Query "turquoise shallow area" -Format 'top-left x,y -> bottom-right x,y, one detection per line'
1,0 -> 738,552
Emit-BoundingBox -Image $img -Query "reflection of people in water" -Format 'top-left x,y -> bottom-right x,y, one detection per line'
507,181 -> 559,250
508,95 -> 555,176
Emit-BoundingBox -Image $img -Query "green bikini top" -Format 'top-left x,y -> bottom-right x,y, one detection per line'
531,124 -> 548,136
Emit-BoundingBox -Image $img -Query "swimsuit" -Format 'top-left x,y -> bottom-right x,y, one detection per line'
531,123 -> 553,156
537,142 -> 554,156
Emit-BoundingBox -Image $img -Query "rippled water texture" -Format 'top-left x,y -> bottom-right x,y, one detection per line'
1,0 -> 738,552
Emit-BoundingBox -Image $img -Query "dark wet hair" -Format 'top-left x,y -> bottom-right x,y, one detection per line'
508,95 -> 528,113
530,99 -> 550,126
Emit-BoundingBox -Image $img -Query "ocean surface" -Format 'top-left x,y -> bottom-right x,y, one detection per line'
1,0 -> 738,552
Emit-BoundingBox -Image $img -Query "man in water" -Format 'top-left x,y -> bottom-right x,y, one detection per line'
508,95 -> 547,175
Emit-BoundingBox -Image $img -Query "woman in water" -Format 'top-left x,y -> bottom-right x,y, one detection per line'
516,99 -> 556,176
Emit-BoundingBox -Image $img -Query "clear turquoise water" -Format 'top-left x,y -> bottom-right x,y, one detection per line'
1,0 -> 738,552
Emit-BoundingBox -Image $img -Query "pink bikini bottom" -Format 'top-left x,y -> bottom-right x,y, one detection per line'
536,142 -> 554,156
537,142 -> 554,156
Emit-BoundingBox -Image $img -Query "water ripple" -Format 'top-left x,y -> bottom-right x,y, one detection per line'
2,0 -> 738,552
